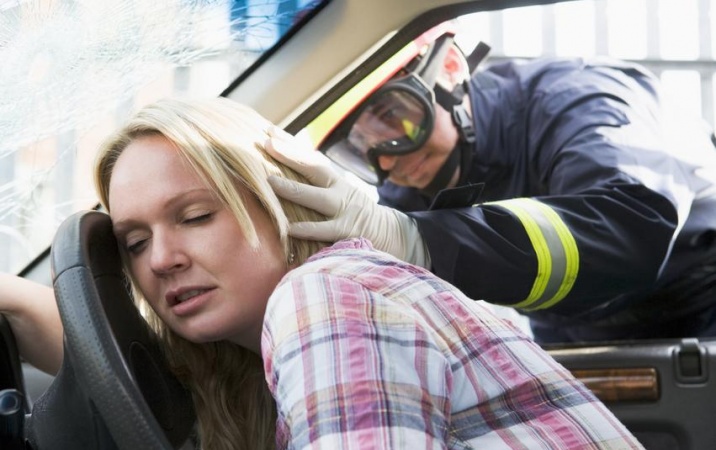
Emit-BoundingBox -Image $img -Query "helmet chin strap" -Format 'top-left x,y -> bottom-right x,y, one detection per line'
415,39 -> 490,197
419,89 -> 475,198
419,139 -> 462,197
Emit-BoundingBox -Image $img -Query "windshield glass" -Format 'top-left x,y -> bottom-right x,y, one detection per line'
0,0 -> 326,274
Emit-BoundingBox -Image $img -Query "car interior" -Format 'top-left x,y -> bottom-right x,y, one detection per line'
1,0 -> 715,449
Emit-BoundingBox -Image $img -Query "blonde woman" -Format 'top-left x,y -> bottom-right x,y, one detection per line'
5,97 -> 643,449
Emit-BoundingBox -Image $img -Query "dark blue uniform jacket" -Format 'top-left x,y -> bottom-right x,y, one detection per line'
378,57 -> 716,342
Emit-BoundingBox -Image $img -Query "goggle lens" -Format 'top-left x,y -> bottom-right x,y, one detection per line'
322,73 -> 436,185
347,88 -> 430,155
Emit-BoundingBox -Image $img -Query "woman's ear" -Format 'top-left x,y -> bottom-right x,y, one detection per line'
439,44 -> 470,88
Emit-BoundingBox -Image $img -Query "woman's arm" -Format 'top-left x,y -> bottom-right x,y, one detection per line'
0,273 -> 62,375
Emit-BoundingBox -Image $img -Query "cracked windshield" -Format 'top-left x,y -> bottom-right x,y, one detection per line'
0,0 -> 324,274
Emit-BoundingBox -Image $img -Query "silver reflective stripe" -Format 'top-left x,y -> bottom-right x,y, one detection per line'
482,198 -> 579,310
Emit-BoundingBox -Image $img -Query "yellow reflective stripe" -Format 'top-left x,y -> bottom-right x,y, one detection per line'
529,200 -> 579,310
493,199 -> 552,308
485,198 -> 579,310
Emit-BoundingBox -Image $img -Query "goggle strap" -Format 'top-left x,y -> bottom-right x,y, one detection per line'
434,84 -> 462,109
466,41 -> 492,76
452,103 -> 476,144
418,35 -> 454,87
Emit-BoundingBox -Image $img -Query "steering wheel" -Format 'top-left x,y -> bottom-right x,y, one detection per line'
26,210 -> 195,449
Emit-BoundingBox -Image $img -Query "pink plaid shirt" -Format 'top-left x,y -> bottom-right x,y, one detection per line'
262,238 -> 643,449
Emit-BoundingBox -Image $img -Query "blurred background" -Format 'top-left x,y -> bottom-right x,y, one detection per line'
0,0 -> 714,276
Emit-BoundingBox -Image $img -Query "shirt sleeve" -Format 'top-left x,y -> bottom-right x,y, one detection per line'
261,271 -> 453,450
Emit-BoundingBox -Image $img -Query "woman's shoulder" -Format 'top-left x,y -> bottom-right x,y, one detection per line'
261,238 -> 424,357
266,237 -> 465,329
306,237 -> 380,261
294,238 -> 440,292
266,238 -> 431,314
269,238 -> 380,300
289,237 -> 418,281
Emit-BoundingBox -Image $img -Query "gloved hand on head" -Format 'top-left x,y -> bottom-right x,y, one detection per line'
264,127 -> 431,269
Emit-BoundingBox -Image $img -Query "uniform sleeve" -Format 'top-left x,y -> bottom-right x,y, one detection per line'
410,67 -> 687,320
261,272 -> 453,450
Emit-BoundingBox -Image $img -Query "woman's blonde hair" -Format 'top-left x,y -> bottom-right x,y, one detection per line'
93,97 -> 328,450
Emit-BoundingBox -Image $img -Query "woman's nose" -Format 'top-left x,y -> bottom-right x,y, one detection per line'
149,232 -> 189,275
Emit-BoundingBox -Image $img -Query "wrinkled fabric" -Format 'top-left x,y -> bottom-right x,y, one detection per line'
262,238 -> 643,449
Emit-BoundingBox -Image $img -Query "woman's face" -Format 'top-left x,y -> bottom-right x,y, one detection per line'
108,134 -> 287,353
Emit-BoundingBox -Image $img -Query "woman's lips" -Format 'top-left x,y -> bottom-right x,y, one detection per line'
167,287 -> 216,316
177,288 -> 209,303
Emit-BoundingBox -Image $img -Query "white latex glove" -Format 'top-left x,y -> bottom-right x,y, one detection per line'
264,126 -> 431,268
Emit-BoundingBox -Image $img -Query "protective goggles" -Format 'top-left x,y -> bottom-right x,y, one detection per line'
323,72 -> 436,185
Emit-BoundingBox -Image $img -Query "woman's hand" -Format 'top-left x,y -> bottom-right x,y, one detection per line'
263,127 -> 430,268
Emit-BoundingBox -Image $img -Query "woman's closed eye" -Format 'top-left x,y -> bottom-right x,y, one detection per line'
118,209 -> 215,256
126,238 -> 148,255
183,212 -> 213,225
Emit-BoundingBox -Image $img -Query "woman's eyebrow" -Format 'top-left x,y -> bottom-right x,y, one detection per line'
112,219 -> 142,239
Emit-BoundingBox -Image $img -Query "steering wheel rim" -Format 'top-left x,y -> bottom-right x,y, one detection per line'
49,210 -> 195,449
